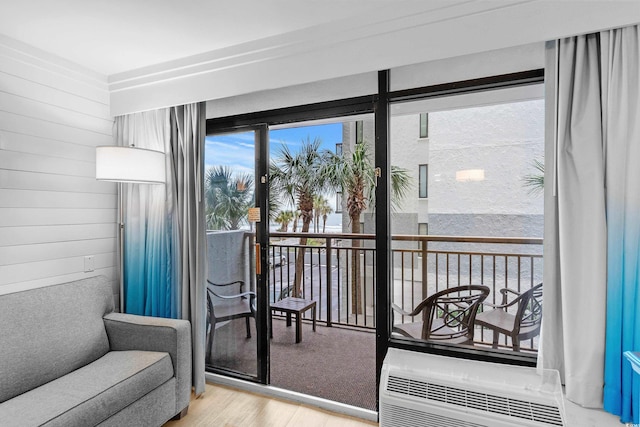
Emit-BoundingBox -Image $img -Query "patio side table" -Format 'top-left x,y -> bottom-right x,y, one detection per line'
270,297 -> 316,343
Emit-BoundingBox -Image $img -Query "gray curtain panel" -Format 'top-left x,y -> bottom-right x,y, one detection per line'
542,31 -> 608,408
169,103 -> 207,396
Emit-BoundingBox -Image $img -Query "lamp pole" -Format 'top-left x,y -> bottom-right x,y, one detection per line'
119,182 -> 125,313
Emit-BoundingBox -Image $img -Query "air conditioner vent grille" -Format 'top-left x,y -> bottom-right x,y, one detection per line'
380,402 -> 487,427
386,374 -> 563,426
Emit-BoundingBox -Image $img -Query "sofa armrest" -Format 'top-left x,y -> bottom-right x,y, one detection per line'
103,313 -> 191,416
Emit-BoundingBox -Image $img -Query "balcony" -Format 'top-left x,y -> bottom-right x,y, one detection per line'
206,230 -> 543,410
268,231 -> 542,351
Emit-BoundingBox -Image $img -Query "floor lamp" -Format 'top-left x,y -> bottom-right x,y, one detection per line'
96,146 -> 166,313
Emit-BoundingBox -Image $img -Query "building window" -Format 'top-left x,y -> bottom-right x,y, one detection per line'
418,223 -> 428,235
419,113 -> 429,138
356,121 -> 364,144
419,164 -> 428,198
335,143 -> 343,155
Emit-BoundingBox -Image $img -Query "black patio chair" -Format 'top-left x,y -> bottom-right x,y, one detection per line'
205,279 -> 256,364
475,282 -> 543,351
392,285 -> 490,345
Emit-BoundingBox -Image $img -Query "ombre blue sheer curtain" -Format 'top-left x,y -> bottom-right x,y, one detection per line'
542,25 -> 640,421
601,26 -> 640,424
113,104 -> 206,395
114,110 -> 179,318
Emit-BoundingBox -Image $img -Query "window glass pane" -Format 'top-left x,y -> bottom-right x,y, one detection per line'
390,85 -> 544,357
267,115 -> 377,409
356,121 -> 364,144
420,113 -> 429,138
335,191 -> 343,213
204,130 -> 258,378
419,164 -> 428,198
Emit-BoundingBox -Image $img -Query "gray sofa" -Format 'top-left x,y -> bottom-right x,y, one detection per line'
0,275 -> 192,427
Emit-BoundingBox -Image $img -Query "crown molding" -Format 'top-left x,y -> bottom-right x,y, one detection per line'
109,1 -> 640,116
107,0 -> 501,91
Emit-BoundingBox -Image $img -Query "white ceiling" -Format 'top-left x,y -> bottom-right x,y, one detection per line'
2,0 -> 639,113
0,0 -> 463,76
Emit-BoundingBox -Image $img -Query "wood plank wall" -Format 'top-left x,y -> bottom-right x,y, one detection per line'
0,37 -> 118,302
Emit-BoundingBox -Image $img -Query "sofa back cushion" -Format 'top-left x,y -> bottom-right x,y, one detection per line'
0,275 -> 114,403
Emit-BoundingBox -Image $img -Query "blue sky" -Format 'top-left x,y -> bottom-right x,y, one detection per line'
204,122 -> 343,223
204,123 -> 342,175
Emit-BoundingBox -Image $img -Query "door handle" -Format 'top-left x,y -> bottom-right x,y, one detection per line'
255,243 -> 261,275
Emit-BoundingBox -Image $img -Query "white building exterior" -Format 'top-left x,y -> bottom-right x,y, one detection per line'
340,97 -> 545,240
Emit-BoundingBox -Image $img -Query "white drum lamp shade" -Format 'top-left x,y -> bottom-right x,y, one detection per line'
96,146 -> 166,184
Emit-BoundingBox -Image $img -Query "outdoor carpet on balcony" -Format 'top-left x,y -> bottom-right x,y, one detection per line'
209,317 -> 377,411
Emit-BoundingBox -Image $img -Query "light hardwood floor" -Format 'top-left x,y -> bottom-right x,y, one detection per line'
164,383 -> 378,427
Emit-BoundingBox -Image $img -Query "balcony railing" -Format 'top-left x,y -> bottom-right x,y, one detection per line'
262,232 -> 543,352
269,232 -> 378,328
390,234 -> 543,351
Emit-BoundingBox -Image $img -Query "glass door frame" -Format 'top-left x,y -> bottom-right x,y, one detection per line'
207,99 -> 376,388
204,123 -> 270,384
254,123 -> 270,384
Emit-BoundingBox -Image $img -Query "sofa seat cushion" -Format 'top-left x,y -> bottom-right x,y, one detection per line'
0,350 -> 173,427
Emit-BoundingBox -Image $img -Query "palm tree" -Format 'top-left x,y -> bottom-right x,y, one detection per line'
320,203 -> 333,233
523,159 -> 544,195
275,210 -> 295,232
270,137 -> 333,297
325,141 -> 411,314
204,166 -> 254,230
313,196 -> 332,233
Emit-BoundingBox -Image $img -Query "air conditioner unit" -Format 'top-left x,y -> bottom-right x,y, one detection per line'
380,348 -> 566,427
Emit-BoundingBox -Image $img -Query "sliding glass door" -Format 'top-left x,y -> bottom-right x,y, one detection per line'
203,126 -> 269,382
205,109 -> 379,409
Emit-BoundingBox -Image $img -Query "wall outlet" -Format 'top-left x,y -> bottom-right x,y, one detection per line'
84,255 -> 95,272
